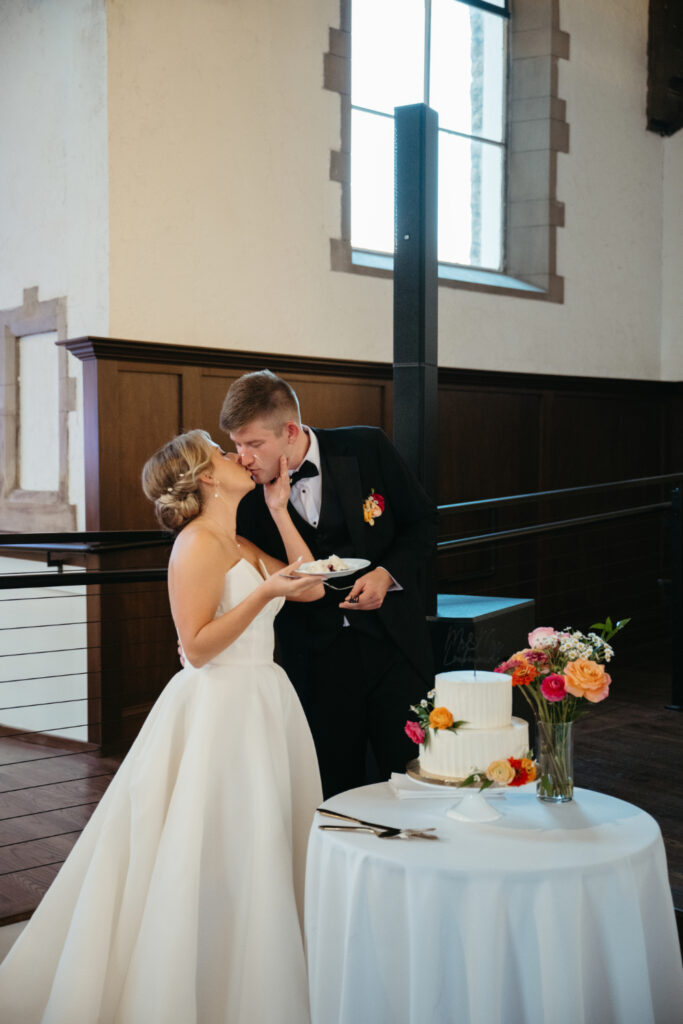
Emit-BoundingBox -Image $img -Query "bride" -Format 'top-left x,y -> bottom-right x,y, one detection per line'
0,429 -> 324,1024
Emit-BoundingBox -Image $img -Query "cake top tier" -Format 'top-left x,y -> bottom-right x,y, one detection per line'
434,670 -> 512,729
437,670 -> 509,686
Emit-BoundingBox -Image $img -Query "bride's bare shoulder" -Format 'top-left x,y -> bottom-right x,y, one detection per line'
170,522 -> 228,570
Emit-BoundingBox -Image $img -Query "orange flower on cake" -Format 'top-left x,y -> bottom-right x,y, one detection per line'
428,706 -> 454,730
563,658 -> 611,703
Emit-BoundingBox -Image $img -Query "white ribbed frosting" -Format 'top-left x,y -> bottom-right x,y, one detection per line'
419,670 -> 528,781
419,718 -> 529,781
434,670 -> 511,728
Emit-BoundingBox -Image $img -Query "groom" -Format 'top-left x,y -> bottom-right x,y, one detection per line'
220,370 -> 437,798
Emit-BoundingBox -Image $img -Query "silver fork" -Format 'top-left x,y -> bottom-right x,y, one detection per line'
318,824 -> 439,840
318,807 -> 438,838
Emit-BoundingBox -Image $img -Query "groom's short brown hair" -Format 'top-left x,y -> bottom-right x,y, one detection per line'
219,369 -> 301,434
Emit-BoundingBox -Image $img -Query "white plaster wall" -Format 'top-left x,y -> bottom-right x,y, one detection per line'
106,0 -> 666,380
661,130 -> 683,380
0,0 -> 109,527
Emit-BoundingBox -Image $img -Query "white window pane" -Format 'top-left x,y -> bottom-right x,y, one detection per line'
351,109 -> 395,253
352,0 -> 425,115
19,331 -> 60,491
438,132 -> 503,270
478,140 -> 504,269
430,0 -> 506,142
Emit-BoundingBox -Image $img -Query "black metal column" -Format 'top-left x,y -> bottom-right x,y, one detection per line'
669,485 -> 682,710
393,103 -> 438,502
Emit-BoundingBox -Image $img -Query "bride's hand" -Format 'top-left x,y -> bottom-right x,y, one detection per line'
263,455 -> 291,513
261,557 -> 322,599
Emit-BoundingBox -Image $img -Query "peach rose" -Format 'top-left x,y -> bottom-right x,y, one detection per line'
485,759 -> 516,785
429,706 -> 454,730
564,658 -> 611,703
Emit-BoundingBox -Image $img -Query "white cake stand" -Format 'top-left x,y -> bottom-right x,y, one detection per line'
405,760 -> 503,822
446,788 -> 502,823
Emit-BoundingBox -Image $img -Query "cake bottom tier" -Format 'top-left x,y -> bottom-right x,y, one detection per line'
419,717 -> 529,782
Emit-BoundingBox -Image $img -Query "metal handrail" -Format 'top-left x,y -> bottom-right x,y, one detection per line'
437,501 -> 671,552
437,472 -> 683,515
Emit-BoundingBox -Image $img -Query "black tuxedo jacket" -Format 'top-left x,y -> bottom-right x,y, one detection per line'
236,426 -> 437,684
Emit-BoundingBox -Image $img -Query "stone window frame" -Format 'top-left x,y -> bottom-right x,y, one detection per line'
0,287 -> 76,531
325,0 -> 569,302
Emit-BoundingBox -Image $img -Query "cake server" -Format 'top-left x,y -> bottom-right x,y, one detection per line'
318,825 -> 439,840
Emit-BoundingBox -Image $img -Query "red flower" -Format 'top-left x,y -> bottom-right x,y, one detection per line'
507,757 -> 529,786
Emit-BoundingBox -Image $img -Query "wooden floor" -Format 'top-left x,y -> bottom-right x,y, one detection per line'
0,643 -> 681,938
0,739 -> 120,924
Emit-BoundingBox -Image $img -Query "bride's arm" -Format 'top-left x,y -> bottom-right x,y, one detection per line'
169,529 -> 319,668
241,455 -> 325,603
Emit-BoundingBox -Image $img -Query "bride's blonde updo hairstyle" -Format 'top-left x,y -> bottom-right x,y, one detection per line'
142,429 -> 216,531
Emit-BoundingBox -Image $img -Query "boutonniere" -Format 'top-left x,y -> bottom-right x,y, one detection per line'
362,489 -> 385,526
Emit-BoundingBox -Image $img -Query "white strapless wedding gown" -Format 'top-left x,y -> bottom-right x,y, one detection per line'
0,560 -> 322,1024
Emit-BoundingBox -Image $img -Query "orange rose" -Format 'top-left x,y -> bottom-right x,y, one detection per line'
521,758 -> 537,782
429,706 -> 454,729
485,759 -> 516,785
564,659 -> 611,703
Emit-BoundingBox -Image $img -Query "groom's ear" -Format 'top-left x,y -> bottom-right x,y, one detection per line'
283,421 -> 300,445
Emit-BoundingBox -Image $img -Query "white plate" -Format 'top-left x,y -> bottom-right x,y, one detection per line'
295,557 -> 370,579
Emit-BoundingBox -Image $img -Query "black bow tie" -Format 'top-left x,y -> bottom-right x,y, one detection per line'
289,460 -> 319,486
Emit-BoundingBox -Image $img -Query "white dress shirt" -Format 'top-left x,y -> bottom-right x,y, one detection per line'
288,427 -> 322,527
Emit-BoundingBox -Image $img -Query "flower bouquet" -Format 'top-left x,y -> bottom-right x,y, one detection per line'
495,616 -> 629,802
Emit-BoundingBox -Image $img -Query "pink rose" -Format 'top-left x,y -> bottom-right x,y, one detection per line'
404,720 -> 425,745
540,673 -> 567,702
528,626 -> 557,647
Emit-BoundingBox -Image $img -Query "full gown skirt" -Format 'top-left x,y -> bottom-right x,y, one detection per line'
0,560 -> 322,1023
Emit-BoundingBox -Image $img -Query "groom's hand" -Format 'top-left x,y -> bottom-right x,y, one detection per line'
339,567 -> 392,611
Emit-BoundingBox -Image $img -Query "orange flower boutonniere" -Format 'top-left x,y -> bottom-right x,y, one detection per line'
362,489 -> 385,526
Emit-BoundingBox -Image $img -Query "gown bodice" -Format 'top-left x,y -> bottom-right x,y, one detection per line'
200,558 -> 285,668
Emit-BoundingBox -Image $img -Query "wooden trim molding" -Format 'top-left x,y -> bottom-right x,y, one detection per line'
60,335 -> 392,379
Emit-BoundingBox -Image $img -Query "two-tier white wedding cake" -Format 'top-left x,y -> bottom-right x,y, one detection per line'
419,670 -> 528,781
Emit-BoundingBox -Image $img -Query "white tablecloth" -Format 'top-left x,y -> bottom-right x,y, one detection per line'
305,783 -> 683,1024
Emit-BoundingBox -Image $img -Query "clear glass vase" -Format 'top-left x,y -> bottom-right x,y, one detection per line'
536,721 -> 574,802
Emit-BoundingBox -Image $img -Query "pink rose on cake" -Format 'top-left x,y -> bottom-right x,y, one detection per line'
404,720 -> 425,745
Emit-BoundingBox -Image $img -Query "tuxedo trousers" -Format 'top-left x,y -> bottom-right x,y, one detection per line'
286,626 -> 425,799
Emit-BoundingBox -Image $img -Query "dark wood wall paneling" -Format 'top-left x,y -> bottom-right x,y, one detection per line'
61,338 -> 683,749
